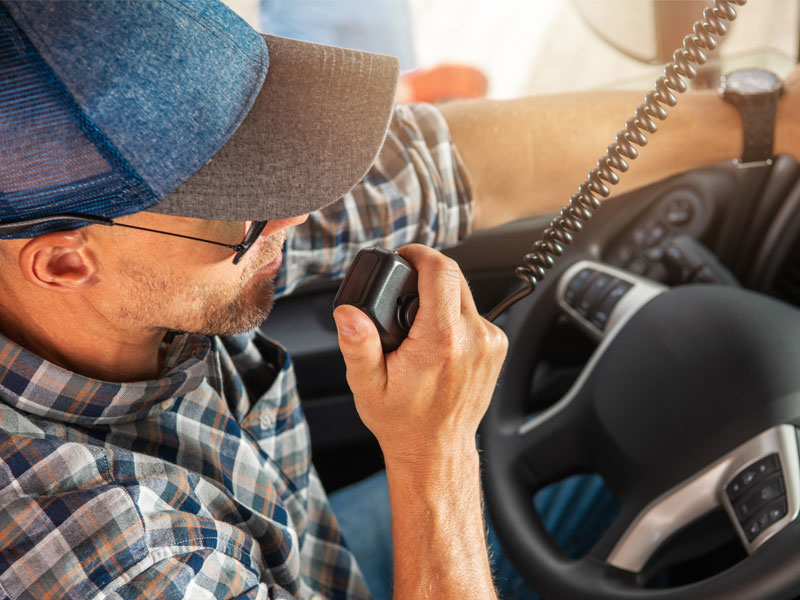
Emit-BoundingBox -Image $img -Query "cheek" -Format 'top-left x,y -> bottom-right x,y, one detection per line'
107,246 -> 244,297
148,241 -> 241,275
196,262 -> 246,287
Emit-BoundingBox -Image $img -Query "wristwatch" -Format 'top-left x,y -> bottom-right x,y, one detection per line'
719,68 -> 783,166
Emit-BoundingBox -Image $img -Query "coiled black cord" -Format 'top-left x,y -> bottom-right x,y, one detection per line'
486,0 -> 746,323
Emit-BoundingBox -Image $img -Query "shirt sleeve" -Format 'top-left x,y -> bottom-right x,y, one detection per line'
275,102 -> 474,297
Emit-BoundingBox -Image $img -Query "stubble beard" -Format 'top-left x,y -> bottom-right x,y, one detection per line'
185,274 -> 276,336
119,247 -> 280,337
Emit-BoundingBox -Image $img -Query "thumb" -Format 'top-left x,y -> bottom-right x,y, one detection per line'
333,305 -> 387,397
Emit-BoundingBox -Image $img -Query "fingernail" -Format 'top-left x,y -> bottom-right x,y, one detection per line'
335,318 -> 357,337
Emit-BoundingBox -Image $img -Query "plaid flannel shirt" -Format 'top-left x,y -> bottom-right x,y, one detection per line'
0,104 -> 472,600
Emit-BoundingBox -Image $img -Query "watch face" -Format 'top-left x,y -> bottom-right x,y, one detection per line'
726,68 -> 782,94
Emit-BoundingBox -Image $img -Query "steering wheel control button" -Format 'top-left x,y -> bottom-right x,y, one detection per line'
726,453 -> 781,501
735,476 -> 784,518
726,454 -> 789,542
745,500 -> 787,542
746,519 -> 762,540
563,268 -> 594,307
577,274 -> 614,317
558,261 -> 667,342
591,281 -> 632,330
756,476 -> 784,502
765,500 -> 788,525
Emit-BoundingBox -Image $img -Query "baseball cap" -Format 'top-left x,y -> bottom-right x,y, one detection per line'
0,0 -> 399,238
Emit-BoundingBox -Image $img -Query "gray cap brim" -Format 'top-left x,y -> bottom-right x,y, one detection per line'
150,34 -> 399,221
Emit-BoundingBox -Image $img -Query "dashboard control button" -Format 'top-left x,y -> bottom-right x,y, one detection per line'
645,262 -> 669,282
628,258 -> 648,275
663,196 -> 695,226
646,246 -> 665,262
646,221 -> 666,246
615,245 -> 634,265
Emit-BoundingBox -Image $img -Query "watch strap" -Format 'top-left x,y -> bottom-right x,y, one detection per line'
731,94 -> 780,164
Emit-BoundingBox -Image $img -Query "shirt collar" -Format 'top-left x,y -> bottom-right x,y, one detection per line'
0,331 -> 212,424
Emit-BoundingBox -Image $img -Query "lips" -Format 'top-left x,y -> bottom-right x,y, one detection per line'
253,252 -> 283,278
247,231 -> 286,278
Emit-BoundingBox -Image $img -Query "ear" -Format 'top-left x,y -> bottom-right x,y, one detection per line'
18,230 -> 101,293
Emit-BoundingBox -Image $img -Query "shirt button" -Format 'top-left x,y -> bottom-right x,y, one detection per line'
259,413 -> 272,429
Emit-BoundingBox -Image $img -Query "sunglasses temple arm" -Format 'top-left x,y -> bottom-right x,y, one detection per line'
0,214 -> 113,236
110,221 -> 245,252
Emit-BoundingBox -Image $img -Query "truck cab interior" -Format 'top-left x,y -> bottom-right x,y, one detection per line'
261,1 -> 800,598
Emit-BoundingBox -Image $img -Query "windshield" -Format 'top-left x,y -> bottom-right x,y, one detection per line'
225,0 -> 800,98
409,0 -> 799,97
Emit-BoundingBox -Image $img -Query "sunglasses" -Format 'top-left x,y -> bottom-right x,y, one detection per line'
0,214 -> 269,265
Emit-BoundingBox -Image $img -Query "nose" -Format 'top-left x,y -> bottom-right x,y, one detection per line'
260,213 -> 310,237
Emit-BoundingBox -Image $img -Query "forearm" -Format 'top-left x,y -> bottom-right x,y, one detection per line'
333,245 -> 507,599
386,443 -> 497,600
439,90 -> 742,230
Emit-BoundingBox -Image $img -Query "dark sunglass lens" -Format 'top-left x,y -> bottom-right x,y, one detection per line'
232,221 -> 268,264
243,221 -> 268,245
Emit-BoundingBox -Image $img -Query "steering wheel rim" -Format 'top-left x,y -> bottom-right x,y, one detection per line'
480,253 -> 800,600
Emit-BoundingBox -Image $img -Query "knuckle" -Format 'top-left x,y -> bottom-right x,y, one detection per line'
480,321 -> 508,355
474,325 -> 495,349
430,253 -> 461,279
494,326 -> 509,351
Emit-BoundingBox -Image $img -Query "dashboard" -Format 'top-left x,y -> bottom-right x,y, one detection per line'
261,156 -> 800,493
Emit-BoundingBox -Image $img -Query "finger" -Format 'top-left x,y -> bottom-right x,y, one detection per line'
333,304 -> 387,397
396,244 -> 463,334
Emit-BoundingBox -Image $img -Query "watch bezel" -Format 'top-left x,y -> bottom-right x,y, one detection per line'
720,68 -> 783,97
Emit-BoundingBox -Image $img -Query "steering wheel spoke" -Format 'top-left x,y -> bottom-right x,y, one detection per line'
517,392 -> 591,486
604,425 -> 800,573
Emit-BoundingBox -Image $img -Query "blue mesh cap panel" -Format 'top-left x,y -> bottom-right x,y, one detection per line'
0,3 -> 158,238
6,0 -> 268,200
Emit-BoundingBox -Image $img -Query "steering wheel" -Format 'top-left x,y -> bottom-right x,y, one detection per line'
480,250 -> 800,600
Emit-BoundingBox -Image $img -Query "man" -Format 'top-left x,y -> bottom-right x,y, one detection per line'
0,1 -> 798,600
0,1 -> 502,598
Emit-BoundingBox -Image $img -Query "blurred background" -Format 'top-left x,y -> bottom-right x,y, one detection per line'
225,0 -> 799,98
